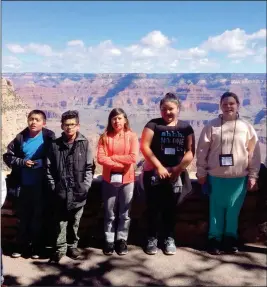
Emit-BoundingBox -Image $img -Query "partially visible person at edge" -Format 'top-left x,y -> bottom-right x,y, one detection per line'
97,108 -> 139,256
3,110 -> 55,259
1,171 -> 7,286
46,110 -> 94,264
196,92 -> 261,255
140,93 -> 195,255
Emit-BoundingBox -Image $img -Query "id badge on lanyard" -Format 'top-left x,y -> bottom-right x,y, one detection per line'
219,116 -> 237,167
219,154 -> 234,167
110,173 -> 123,184
164,147 -> 176,155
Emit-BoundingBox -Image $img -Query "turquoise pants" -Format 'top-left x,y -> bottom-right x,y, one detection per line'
208,175 -> 247,241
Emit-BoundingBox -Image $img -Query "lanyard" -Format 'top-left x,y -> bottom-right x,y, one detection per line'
220,116 -> 237,154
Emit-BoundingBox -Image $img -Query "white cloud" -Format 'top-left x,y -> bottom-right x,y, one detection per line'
170,60 -> 179,67
141,30 -> 171,48
201,28 -> 266,58
67,40 -> 85,48
247,29 -> 266,40
6,43 -> 55,56
188,47 -> 207,57
196,58 -> 219,68
97,40 -> 113,49
202,28 -> 248,52
26,43 -> 54,57
254,47 -> 266,63
6,44 -> 25,53
179,47 -> 207,60
110,48 -> 121,56
227,49 -> 255,58
3,28 -> 266,73
141,48 -> 155,57
231,59 -> 241,64
3,56 -> 22,71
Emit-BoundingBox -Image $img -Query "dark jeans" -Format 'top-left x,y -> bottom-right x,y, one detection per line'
16,184 -> 43,249
1,247 -> 3,284
42,189 -> 56,247
143,171 -> 179,239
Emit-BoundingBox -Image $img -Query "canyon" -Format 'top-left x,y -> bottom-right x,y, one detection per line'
2,73 -> 266,173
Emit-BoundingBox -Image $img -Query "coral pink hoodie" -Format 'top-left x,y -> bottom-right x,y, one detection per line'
97,130 -> 139,184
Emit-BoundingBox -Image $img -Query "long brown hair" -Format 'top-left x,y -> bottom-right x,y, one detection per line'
99,108 -> 131,149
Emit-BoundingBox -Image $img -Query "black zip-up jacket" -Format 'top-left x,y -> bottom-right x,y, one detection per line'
46,132 -> 95,211
3,127 -> 55,187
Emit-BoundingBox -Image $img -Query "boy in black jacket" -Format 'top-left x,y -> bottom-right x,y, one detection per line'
3,110 -> 55,259
46,110 -> 94,263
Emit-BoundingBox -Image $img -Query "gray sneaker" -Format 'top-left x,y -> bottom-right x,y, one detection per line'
145,237 -> 158,255
163,237 -> 176,255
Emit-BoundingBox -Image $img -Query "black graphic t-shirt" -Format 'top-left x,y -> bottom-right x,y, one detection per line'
145,118 -> 194,167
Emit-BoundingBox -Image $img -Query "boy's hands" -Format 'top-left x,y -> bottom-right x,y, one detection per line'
25,160 -> 36,168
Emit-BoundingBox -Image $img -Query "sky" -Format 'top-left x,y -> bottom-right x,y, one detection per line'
2,1 -> 267,73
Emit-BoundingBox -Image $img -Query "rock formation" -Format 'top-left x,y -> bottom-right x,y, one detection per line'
1,78 -> 29,169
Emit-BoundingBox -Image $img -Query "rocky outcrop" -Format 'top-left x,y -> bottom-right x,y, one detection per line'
1,78 -> 29,169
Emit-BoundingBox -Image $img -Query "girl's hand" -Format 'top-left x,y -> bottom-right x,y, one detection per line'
156,165 -> 170,179
197,176 -> 207,185
247,177 -> 258,191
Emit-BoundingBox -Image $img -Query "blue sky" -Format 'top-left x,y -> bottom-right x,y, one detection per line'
2,1 -> 266,73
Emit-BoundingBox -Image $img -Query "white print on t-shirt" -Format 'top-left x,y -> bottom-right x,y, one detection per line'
160,130 -> 185,153
161,131 -> 183,138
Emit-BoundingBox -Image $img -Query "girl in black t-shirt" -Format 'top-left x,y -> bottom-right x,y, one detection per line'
140,92 -> 195,255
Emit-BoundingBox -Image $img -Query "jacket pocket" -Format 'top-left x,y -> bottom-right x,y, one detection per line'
73,182 -> 88,202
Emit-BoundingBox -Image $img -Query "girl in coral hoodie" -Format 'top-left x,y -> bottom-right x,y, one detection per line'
97,108 -> 139,256
196,92 -> 261,255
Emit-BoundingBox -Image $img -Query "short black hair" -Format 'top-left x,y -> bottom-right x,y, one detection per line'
61,110 -> 79,124
160,92 -> 181,108
220,92 -> 240,105
28,109 -> 47,121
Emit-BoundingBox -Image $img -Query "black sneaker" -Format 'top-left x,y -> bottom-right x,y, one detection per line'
11,245 -> 25,258
31,251 -> 40,259
11,250 -> 22,258
223,236 -> 239,254
67,247 -> 81,260
49,252 -> 64,264
145,237 -> 158,255
207,238 -> 221,255
103,242 -> 114,256
116,239 -> 128,256
31,246 -> 41,259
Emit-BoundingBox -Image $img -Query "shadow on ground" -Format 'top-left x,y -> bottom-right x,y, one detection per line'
3,242 -> 267,286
